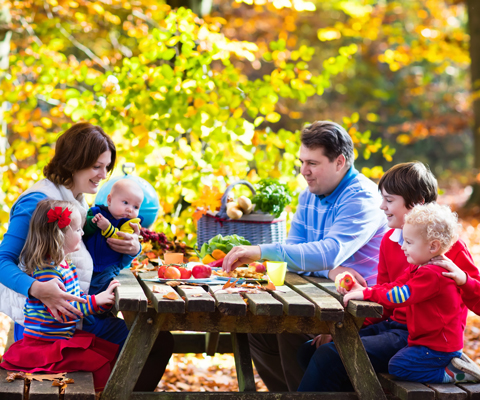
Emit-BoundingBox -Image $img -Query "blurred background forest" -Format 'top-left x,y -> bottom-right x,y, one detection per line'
2,0 -> 480,391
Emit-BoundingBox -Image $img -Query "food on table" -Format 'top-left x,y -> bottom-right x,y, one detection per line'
208,257 -> 225,268
199,234 -> 251,261
177,267 -> 192,279
249,261 -> 266,274
157,265 -> 168,278
164,253 -> 184,264
335,271 -> 356,292
211,249 -> 227,260
164,266 -> 182,280
212,265 -> 265,280
202,254 -> 216,264
192,264 -> 212,279
237,195 -> 253,215
226,202 -> 243,219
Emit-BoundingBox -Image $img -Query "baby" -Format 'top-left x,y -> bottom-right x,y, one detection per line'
84,179 -> 144,294
343,203 -> 480,383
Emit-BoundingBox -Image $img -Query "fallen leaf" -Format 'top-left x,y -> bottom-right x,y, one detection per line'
26,372 -> 66,382
191,294 -> 203,297
222,279 -> 232,290
266,281 -> 276,291
163,292 -> 180,300
152,285 -> 166,293
6,371 -> 25,382
64,378 -> 75,384
167,281 -> 182,287
52,379 -> 63,387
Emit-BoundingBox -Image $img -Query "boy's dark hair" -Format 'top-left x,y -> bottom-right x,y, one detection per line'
44,122 -> 116,188
378,162 -> 438,209
301,121 -> 354,168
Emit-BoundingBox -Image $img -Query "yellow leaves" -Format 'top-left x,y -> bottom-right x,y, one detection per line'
191,185 -> 223,217
13,141 -> 36,161
317,28 -> 341,41
40,117 -> 52,129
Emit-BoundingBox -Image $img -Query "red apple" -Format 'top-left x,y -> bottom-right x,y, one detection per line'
177,267 -> 192,279
335,272 -> 356,292
249,261 -> 266,274
192,265 -> 212,279
164,266 -> 182,279
158,265 -> 168,279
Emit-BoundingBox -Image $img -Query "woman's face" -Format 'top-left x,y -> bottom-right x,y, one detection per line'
71,150 -> 111,197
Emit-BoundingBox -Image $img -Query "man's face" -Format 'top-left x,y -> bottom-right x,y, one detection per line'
299,145 -> 344,196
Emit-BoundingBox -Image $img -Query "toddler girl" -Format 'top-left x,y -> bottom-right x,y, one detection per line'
0,199 -> 120,391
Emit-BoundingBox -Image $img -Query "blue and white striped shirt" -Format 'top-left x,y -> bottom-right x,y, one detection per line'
260,167 -> 388,286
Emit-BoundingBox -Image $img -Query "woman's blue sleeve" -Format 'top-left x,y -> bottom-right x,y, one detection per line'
0,192 -> 48,297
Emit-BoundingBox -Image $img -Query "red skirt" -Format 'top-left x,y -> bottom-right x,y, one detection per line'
0,330 -> 118,391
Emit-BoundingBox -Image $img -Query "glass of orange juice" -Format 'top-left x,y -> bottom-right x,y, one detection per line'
164,253 -> 184,264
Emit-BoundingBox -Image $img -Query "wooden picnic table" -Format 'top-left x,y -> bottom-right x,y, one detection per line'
101,269 -> 387,400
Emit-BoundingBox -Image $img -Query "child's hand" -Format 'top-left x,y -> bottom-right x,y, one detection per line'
92,213 -> 110,231
95,280 -> 120,307
430,255 -> 467,286
337,281 -> 365,295
329,266 -> 367,288
311,334 -> 332,348
343,289 -> 365,307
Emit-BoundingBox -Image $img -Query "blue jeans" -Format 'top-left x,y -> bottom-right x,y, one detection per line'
89,264 -> 122,295
389,345 -> 462,383
297,319 -> 409,392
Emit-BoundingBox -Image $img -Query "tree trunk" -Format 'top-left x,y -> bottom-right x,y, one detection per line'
167,0 -> 213,16
466,0 -> 480,206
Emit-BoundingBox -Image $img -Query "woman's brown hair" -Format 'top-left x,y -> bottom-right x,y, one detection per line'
19,200 -> 79,274
378,162 -> 438,209
43,122 -> 116,187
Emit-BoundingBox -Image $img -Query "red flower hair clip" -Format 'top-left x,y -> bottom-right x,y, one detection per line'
47,207 -> 72,229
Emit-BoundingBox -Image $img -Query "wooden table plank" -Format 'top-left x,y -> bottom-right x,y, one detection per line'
64,372 -> 95,400
208,285 -> 247,316
304,276 -> 384,319
138,277 -> 185,314
0,370 -> 24,400
175,285 -> 215,313
29,380 -> 59,400
115,269 -> 148,312
129,393 -> 383,400
242,292 -> 284,316
378,374 -> 435,400
426,383 -> 467,400
456,383 -> 480,399
284,272 -> 344,322
139,308 -> 330,334
269,285 -> 315,317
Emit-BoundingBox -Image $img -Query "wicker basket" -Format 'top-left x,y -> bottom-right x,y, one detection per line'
196,180 -> 287,249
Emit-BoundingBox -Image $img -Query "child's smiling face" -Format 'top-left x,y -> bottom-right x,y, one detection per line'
380,189 -> 410,229
401,223 -> 438,265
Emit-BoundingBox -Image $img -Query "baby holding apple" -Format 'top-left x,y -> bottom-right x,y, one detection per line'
341,203 -> 479,383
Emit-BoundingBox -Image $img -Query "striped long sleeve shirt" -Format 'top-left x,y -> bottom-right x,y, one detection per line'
260,167 -> 389,286
23,260 -> 110,341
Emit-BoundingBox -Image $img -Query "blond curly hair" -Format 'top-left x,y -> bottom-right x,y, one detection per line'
404,203 -> 459,253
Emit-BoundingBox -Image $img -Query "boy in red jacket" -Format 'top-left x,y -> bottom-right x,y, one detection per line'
344,203 -> 479,383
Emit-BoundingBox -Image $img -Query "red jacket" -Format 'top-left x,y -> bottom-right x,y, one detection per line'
458,274 -> 480,314
364,264 -> 463,352
369,229 -> 479,329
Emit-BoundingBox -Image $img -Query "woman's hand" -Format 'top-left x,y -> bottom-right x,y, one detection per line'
343,289 -> 365,307
106,222 -> 141,256
328,266 -> 367,288
222,245 -> 262,272
29,279 -> 87,322
430,254 -> 467,286
311,334 -> 332,348
95,280 -> 120,307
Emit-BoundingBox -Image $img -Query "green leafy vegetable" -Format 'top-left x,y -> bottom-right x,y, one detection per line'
252,178 -> 292,218
199,234 -> 251,258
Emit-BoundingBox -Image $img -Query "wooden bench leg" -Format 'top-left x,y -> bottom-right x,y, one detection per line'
101,310 -> 166,399
328,313 -> 387,400
205,332 -> 220,356
231,333 -> 256,392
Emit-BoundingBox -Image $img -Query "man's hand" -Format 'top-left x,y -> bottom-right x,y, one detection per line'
29,279 -> 87,322
106,222 -> 141,256
92,213 -> 110,231
311,334 -> 332,348
95,280 -> 120,307
328,266 -> 367,288
430,254 -> 467,286
343,289 -> 365,307
222,245 -> 262,272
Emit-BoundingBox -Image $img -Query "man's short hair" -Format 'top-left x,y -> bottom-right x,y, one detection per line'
300,121 -> 354,168
378,162 -> 438,209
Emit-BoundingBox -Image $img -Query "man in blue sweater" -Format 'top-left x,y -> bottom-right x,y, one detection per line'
222,120 -> 388,391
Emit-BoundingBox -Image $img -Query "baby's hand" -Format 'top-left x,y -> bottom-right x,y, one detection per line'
343,289 -> 364,307
430,255 -> 467,286
311,334 -> 332,348
95,280 -> 120,307
92,213 -> 110,231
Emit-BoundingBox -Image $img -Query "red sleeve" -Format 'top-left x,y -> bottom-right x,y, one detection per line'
363,267 -> 440,308
459,274 -> 480,314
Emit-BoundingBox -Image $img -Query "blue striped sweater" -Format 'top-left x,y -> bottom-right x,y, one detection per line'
23,260 -> 110,341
